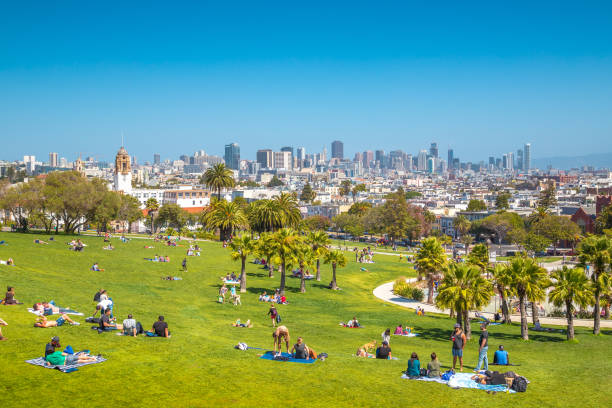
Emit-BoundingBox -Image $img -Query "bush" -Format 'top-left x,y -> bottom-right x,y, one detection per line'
165,227 -> 177,236
393,277 -> 409,296
195,230 -> 217,240
549,308 -> 566,318
411,287 -> 425,302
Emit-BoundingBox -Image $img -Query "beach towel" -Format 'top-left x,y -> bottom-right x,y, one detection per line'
447,372 -> 516,393
259,351 -> 317,364
223,280 -> 240,285
401,374 -> 448,384
26,353 -> 106,373
28,307 -> 83,316
393,333 -> 420,337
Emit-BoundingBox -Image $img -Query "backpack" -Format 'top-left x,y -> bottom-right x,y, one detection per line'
419,368 -> 428,377
441,370 -> 454,381
234,342 -> 248,350
276,314 -> 282,323
511,376 -> 528,392
93,292 -> 101,302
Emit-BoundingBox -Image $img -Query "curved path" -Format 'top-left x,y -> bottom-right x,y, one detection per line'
373,279 -> 612,328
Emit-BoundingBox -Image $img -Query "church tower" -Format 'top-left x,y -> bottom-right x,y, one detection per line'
114,146 -> 132,193
73,155 -> 84,174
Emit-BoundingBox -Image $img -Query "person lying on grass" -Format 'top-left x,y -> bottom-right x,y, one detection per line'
0,258 -> 15,266
46,349 -> 98,366
273,325 -> 290,357
2,286 -> 23,305
232,319 -> 252,328
146,315 -> 170,337
34,239 -> 49,244
35,314 -> 80,327
33,302 -> 60,315
0,317 -> 8,340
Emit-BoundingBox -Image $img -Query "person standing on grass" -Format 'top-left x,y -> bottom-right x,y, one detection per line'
475,323 -> 489,371
268,304 -> 278,327
182,258 -> 187,272
451,323 -> 466,371
0,317 -> 8,340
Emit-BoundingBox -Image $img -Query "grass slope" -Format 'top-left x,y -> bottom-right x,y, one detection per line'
0,232 -> 611,408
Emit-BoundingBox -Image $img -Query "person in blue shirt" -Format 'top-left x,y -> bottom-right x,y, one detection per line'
493,345 -> 509,365
406,352 -> 421,377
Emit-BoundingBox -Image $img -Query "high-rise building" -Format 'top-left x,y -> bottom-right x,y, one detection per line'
353,152 -> 363,163
427,157 -> 435,173
257,149 -> 274,168
430,142 -> 438,158
447,149 -> 454,169
331,140 -> 344,160
516,149 -> 524,171
507,152 -> 514,171
179,155 -> 189,163
224,143 -> 240,170
502,154 -> 508,170
362,150 -> 374,168
296,147 -> 306,161
281,146 -> 294,156
524,143 -> 531,170
114,146 -> 132,193
375,150 -> 385,168
273,151 -> 292,170
49,152 -> 58,167
153,154 -> 161,165
23,155 -> 36,174
417,150 -> 428,171
406,154 -> 413,171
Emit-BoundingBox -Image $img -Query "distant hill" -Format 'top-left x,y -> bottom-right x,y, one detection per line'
532,153 -> 612,170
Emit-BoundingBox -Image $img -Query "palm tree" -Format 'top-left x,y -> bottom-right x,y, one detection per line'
549,266 -> 593,340
145,197 -> 160,233
453,215 -> 471,252
269,228 -> 302,295
324,250 -> 347,290
305,230 -> 331,281
505,256 -> 547,340
202,163 -> 235,201
490,264 -> 512,324
273,192 -> 301,228
249,199 -> 283,233
293,244 -> 316,293
467,243 -> 489,275
577,235 -> 612,335
415,237 -> 447,304
436,262 -> 493,339
256,232 -> 276,278
202,200 -> 248,241
229,234 -> 257,293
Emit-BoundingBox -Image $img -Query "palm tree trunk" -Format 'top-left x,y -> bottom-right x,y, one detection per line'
331,264 -> 338,290
239,257 -> 247,293
455,311 -> 462,326
519,294 -> 529,340
531,302 -> 540,326
499,288 -> 511,324
316,259 -> 321,281
280,262 -> 286,296
566,299 -> 574,340
427,276 -> 434,304
300,266 -> 306,293
593,288 -> 601,335
463,310 -> 471,340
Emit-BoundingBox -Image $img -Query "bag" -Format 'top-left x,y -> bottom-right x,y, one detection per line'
93,292 -> 101,302
235,342 -> 248,351
419,368 -> 428,377
511,376 -> 528,392
85,317 -> 101,324
276,315 -> 281,323
441,370 -> 454,381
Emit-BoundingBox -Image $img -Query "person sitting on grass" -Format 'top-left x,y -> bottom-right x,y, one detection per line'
91,262 -> 104,272
259,292 -> 270,302
394,324 -> 403,335
346,317 -> 360,328
0,317 -> 8,340
381,328 -> 391,344
493,345 -> 510,365
291,337 -> 311,360
98,308 -> 122,332
406,352 -> 421,377
35,314 -> 79,327
103,243 -> 114,250
230,272 -> 238,281
427,352 -> 441,377
273,325 -> 290,357
147,315 -> 170,337
375,341 -> 392,360
122,314 -> 143,336
2,286 -> 23,305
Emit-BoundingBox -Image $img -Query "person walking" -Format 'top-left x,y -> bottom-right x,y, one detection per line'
267,304 -> 278,327
182,258 -> 187,272
451,323 -> 466,371
475,323 -> 489,371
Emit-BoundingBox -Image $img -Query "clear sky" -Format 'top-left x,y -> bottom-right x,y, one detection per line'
1,1 -> 612,163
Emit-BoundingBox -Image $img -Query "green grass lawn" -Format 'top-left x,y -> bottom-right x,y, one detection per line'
0,232 -> 611,407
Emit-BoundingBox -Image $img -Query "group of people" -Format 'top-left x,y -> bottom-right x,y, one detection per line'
272,326 -> 317,360
291,269 -> 313,279
146,255 -> 171,262
451,323 -> 510,371
218,283 -> 241,305
186,244 -> 201,256
393,324 -> 414,335
68,239 -> 85,251
259,290 -> 287,305
354,247 -> 374,263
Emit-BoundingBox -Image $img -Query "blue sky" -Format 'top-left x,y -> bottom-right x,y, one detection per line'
1,1 -> 612,163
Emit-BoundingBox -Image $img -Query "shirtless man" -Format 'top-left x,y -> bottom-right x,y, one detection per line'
273,326 -> 290,357
35,314 -> 79,327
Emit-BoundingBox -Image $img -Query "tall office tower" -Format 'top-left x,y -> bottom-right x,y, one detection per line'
321,147 -> 327,163
488,156 -> 495,167
430,142 -> 438,158
179,155 -> 189,163
495,158 -> 502,169
331,140 -> 344,159
153,154 -> 161,165
296,147 -> 306,161
49,152 -> 58,167
353,152 -> 363,163
362,150 -> 374,168
59,157 -> 68,168
406,154 -> 413,171
224,143 -> 240,170
507,152 -> 514,171
375,150 -> 385,168
524,143 -> 531,170
516,149 -> 524,171
427,157 -> 435,173
194,149 -> 206,157
256,149 -> 274,168
417,150 -> 428,171
281,146 -> 294,157
273,151 -> 292,169
502,154 -> 508,170
447,149 -> 454,169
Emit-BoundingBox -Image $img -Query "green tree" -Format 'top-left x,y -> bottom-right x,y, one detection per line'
381,192 -> 422,243
273,192 -> 301,228
524,232 -> 551,255
595,204 -> 612,234
293,244 -> 316,293
505,256 -> 548,340
577,235 -> 612,334
481,211 -> 525,247
324,249 -> 347,290
117,194 -> 142,233
229,234 -> 257,293
490,264 -> 513,324
339,179 -> 352,197
549,266 -> 594,340
269,228 -> 302,295
248,199 -> 283,233
347,201 -> 372,216
351,183 -> 366,201
157,204 -> 192,231
538,181 -> 557,210
267,175 -> 284,187
202,200 -> 248,241
299,182 -> 316,203
415,237 -> 447,304
531,215 -> 580,254
436,262 -> 493,339
453,215 -> 472,251
303,215 -> 331,231
201,163 -> 235,200
256,232 -> 277,278
466,199 -> 487,212
405,190 -> 422,199
495,193 -> 511,210
145,197 -> 160,233
467,243 -> 489,274
305,230 -> 331,281
93,191 -> 121,232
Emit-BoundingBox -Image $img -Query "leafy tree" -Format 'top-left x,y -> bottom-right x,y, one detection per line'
293,244 -> 315,293
117,194 -> 142,233
248,199 -> 283,233
466,199 -> 487,212
269,228 -> 302,295
577,235 -> 612,335
380,192 -> 423,243
305,230 -> 331,281
303,215 -> 331,231
273,192 -> 301,228
453,215 -> 471,251
481,212 -> 525,247
299,182 -> 316,203
405,190 -> 422,199
538,181 -> 557,210
490,264 -> 513,324
351,183 -> 366,201
436,262 -> 493,339
524,232 -> 551,255
595,204 -> 612,234
549,266 -> 593,340
202,200 -> 248,241
157,204 -> 192,231
201,163 -> 235,200
93,191 -> 121,232
324,249 -> 347,290
495,193 -> 511,210
531,215 -> 580,254
267,175 -> 284,187
256,232 -> 277,278
145,198 -> 160,233
339,179 -> 352,197
505,256 -> 548,340
229,234 -> 257,292
332,213 -> 361,233
348,201 -> 372,216
467,243 -> 489,274
415,237 -> 447,304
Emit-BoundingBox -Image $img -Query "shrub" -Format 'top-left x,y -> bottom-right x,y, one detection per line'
411,287 -> 425,302
393,277 -> 409,296
165,227 -> 177,236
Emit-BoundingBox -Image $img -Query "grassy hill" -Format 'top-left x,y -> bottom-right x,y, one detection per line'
0,232 -> 610,407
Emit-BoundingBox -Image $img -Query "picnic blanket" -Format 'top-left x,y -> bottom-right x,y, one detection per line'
28,307 -> 84,316
26,353 -> 106,373
401,374 -> 448,384
260,351 -> 317,364
393,333 -> 420,337
223,280 -> 240,285
401,372 -> 517,393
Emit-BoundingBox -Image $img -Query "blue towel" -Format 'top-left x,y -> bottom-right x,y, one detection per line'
259,351 -> 317,364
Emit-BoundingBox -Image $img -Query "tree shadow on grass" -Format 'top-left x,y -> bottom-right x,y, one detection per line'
246,272 -> 269,278
413,325 -> 566,343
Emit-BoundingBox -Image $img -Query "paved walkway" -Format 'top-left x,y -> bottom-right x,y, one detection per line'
373,279 -> 612,328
